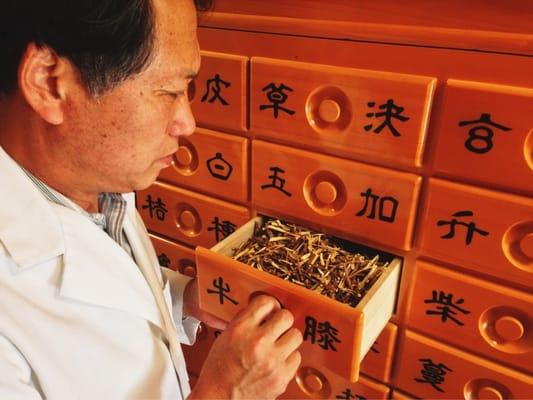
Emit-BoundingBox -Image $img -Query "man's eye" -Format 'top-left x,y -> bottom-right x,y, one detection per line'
156,89 -> 185,100
166,91 -> 182,99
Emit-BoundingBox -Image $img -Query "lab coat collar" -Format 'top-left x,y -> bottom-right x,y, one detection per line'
0,146 -> 64,268
0,146 -> 166,331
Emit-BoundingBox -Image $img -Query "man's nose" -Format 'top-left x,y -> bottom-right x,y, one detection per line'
167,98 -> 196,137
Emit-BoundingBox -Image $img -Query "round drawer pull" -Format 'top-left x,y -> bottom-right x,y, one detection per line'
175,204 -> 202,237
178,210 -> 196,229
303,373 -> 323,393
182,265 -> 197,278
478,386 -> 504,400
314,181 -> 338,205
494,316 -> 525,342
318,99 -> 341,123
296,367 -> 330,398
176,146 -> 193,167
519,232 -> 533,259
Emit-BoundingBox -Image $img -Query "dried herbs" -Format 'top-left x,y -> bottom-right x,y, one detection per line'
231,219 -> 389,307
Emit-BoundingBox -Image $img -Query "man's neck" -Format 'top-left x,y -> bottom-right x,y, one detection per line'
0,98 -> 100,213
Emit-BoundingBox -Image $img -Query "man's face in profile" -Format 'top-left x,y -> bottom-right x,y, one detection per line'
60,0 -> 200,194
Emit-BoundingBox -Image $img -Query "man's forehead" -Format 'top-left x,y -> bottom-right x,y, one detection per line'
154,45 -> 200,79
154,0 -> 198,30
151,0 -> 200,82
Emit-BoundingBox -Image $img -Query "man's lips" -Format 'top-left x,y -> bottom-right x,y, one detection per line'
159,150 -> 178,166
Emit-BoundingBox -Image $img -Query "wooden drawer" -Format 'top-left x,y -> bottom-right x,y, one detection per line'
283,371 -> 390,400
252,140 -> 421,251
394,330 -> 533,399
196,216 -> 401,382
137,181 -> 250,248
250,57 -> 436,168
149,234 -> 196,276
432,79 -> 533,195
183,324 -> 394,399
159,128 -> 249,204
405,260 -> 533,373
418,178 -> 533,287
191,50 -> 248,134
391,390 -> 417,400
360,323 -> 398,383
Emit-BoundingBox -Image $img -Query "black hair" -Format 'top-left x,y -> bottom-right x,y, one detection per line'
0,0 -> 212,97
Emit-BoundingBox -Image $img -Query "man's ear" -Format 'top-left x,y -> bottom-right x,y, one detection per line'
17,43 -> 70,125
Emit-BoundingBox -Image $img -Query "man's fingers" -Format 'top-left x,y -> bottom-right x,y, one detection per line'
260,308 -> 295,342
274,327 -> 303,360
232,294 -> 281,328
285,349 -> 302,381
203,312 -> 228,331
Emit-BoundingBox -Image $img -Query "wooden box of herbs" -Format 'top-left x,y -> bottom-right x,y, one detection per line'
195,216 -> 402,382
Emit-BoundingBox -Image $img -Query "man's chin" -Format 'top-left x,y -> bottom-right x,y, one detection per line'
128,169 -> 161,193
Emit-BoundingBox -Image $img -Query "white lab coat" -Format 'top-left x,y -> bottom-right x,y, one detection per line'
0,146 -> 198,400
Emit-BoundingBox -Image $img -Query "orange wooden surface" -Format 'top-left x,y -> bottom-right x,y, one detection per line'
159,127 -> 249,204
418,178 -> 533,289
405,260 -> 532,374
252,140 -> 422,251
250,57 -> 436,168
137,181 -> 250,248
195,216 -> 401,382
283,372 -> 390,400
205,1 -> 533,36
391,389 -> 418,400
432,80 -> 533,195
135,2 -> 533,396
190,51 -> 248,134
196,247 -> 362,382
149,234 -> 196,276
197,28 -> 533,93
201,1 -> 533,55
393,330 -> 533,399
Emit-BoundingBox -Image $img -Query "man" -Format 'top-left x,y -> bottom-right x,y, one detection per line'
0,0 -> 302,398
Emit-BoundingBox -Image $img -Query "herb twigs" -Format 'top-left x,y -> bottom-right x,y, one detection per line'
231,219 -> 389,307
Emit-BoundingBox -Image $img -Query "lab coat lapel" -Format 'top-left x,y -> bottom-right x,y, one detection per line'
58,207 -> 166,332
124,203 -> 191,398
123,202 -> 174,321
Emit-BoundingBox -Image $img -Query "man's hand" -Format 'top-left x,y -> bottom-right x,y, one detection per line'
183,278 -> 227,330
189,295 -> 303,399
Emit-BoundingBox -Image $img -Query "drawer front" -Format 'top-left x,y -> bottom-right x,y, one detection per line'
405,260 -> 533,373
394,330 -> 533,399
159,128 -> 249,203
391,390 -> 417,400
252,140 -> 421,251
196,247 -> 365,381
283,367 -> 390,400
191,51 -> 248,133
418,178 -> 533,286
137,182 -> 250,247
149,234 -> 196,276
360,323 -> 398,383
433,79 -> 533,195
251,57 -> 436,168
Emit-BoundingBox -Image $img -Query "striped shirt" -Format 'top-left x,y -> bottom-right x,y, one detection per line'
20,167 -> 133,258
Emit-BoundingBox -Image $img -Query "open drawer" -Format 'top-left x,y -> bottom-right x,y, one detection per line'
196,216 -> 401,382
